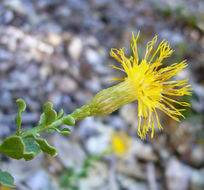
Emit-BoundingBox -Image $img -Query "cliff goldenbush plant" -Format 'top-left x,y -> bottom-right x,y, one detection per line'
0,33 -> 191,188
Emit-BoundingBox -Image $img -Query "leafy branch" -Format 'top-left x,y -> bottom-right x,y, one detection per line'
0,98 -> 78,188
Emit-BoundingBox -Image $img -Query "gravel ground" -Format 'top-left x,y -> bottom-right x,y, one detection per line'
0,0 -> 204,190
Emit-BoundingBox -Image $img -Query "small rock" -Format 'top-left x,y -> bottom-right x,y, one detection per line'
47,33 -> 62,46
48,92 -> 63,108
119,103 -> 138,124
2,154 -> 43,183
0,49 -> 13,61
160,30 -> 184,44
56,6 -> 71,18
58,76 -> 78,93
117,174 -> 149,190
85,133 -> 110,154
24,97 -> 40,112
165,158 -> 194,190
52,57 -> 69,72
117,159 -> 147,180
197,22 -> 204,32
92,0 -> 109,8
0,123 -> 10,138
77,117 -> 101,138
26,169 -> 57,190
79,161 -> 108,190
53,134 -> 86,170
108,116 -> 127,130
190,30 -> 200,41
191,145 -> 204,167
68,37 -> 83,60
2,10 -> 14,24
4,0 -> 27,15
131,139 -> 158,162
78,117 -> 111,139
0,91 -> 12,109
84,78 -> 101,92
190,168 -> 204,190
21,112 -> 39,124
85,48 -> 102,66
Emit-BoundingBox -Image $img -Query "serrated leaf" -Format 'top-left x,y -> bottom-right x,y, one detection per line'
0,170 -> 15,188
57,109 -> 64,119
23,138 -> 41,161
62,115 -> 75,126
55,128 -> 71,136
43,102 -> 57,125
0,136 -> 25,160
15,98 -> 26,135
34,137 -> 57,157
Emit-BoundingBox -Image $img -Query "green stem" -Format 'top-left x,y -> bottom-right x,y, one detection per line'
21,115 -> 70,138
21,106 -> 91,139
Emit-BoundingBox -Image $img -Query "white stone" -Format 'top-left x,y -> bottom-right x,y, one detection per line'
68,37 -> 83,60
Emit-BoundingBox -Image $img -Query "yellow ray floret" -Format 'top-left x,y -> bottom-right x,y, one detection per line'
109,33 -> 192,139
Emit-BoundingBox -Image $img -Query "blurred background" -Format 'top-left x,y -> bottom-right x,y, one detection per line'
0,0 -> 204,190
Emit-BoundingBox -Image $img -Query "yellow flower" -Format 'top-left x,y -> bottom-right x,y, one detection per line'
0,186 -> 12,190
110,131 -> 131,157
109,33 -> 191,139
71,32 -> 191,139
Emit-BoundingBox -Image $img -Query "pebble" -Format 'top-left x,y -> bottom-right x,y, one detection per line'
2,10 -> 14,24
53,134 -> 86,170
84,78 -> 102,92
85,48 -> 102,66
79,162 -> 108,190
108,116 -> 127,130
47,33 -> 62,46
26,169 -> 57,190
190,168 -> 204,190
0,91 -> 12,109
119,103 -> 138,124
4,0 -> 27,15
2,154 -> 43,183
191,145 -> 204,167
117,174 -> 149,190
131,139 -> 158,162
58,76 -> 78,93
0,123 -> 11,138
68,37 -> 83,60
85,133 -> 110,154
165,158 -> 194,190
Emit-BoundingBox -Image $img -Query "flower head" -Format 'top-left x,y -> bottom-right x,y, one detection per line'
71,33 -> 191,139
110,131 -> 131,157
109,32 -> 191,139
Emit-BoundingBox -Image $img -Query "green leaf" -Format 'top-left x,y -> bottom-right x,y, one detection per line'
43,102 -> 57,125
0,170 -> 15,188
38,113 -> 45,125
23,137 -> 41,161
16,98 -> 26,112
57,109 -> 64,119
62,115 -> 75,126
55,128 -> 71,136
34,137 -> 57,157
15,98 -> 26,135
23,152 -> 35,161
0,136 -> 25,160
